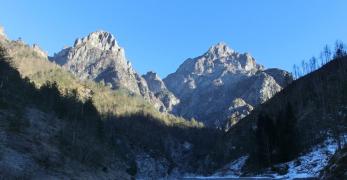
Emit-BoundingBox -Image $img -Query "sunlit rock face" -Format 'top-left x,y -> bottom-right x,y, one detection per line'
0,26 -> 8,42
50,31 -> 177,112
31,44 -> 48,58
51,31 -> 139,92
51,33 -> 292,126
142,71 -> 180,112
164,43 -> 292,127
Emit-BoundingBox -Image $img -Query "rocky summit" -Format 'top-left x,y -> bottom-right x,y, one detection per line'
50,32 -> 292,128
164,43 -> 292,127
50,31 -> 177,112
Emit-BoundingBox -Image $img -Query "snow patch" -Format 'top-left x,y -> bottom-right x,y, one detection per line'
184,155 -> 249,179
186,135 -> 346,179
212,155 -> 249,177
263,135 -> 347,179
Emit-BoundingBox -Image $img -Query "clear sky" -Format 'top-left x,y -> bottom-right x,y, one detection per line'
1,0 -> 346,77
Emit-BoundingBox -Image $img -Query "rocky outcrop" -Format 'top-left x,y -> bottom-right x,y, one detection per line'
224,98 -> 254,130
142,71 -> 179,111
320,146 -> 347,180
0,26 -> 7,40
31,44 -> 48,58
164,43 -> 292,127
135,152 -> 171,179
50,31 -> 177,112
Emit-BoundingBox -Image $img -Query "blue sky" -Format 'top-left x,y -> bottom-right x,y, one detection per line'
1,0 -> 346,77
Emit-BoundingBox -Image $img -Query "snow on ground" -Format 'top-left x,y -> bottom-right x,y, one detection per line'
258,134 -> 347,179
212,155 -> 249,177
268,135 -> 347,179
268,138 -> 340,179
183,155 -> 249,179
185,135 -> 347,179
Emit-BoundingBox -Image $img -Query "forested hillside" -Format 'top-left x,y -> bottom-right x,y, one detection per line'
224,45 -> 347,175
0,43 -> 228,178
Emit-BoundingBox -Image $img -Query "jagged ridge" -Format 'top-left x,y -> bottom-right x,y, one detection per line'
164,43 -> 292,127
50,31 -> 178,112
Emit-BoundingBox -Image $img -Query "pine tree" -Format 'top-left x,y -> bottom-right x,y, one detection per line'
256,113 -> 275,166
277,103 -> 297,162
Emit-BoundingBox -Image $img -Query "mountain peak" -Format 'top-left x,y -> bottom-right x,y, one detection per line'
207,42 -> 234,58
144,71 -> 159,79
74,31 -> 119,52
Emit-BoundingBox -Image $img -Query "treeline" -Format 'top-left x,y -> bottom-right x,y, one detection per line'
252,44 -> 347,169
292,41 -> 347,79
292,41 -> 347,150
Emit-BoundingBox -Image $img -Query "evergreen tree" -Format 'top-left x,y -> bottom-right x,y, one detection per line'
256,113 -> 275,166
277,103 -> 297,162
39,81 -> 61,111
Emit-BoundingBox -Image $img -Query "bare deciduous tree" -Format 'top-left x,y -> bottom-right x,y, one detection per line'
323,45 -> 332,64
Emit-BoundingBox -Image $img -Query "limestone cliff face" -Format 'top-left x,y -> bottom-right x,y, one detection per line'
164,43 -> 292,127
51,31 -> 141,93
50,31 -> 177,112
50,32 -> 291,127
142,71 -> 179,112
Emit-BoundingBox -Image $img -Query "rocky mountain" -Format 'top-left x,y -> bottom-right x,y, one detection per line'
1,24 -> 347,179
50,31 -> 178,112
50,32 -> 291,128
0,28 -> 225,179
164,43 -> 292,127
50,32 -> 291,127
